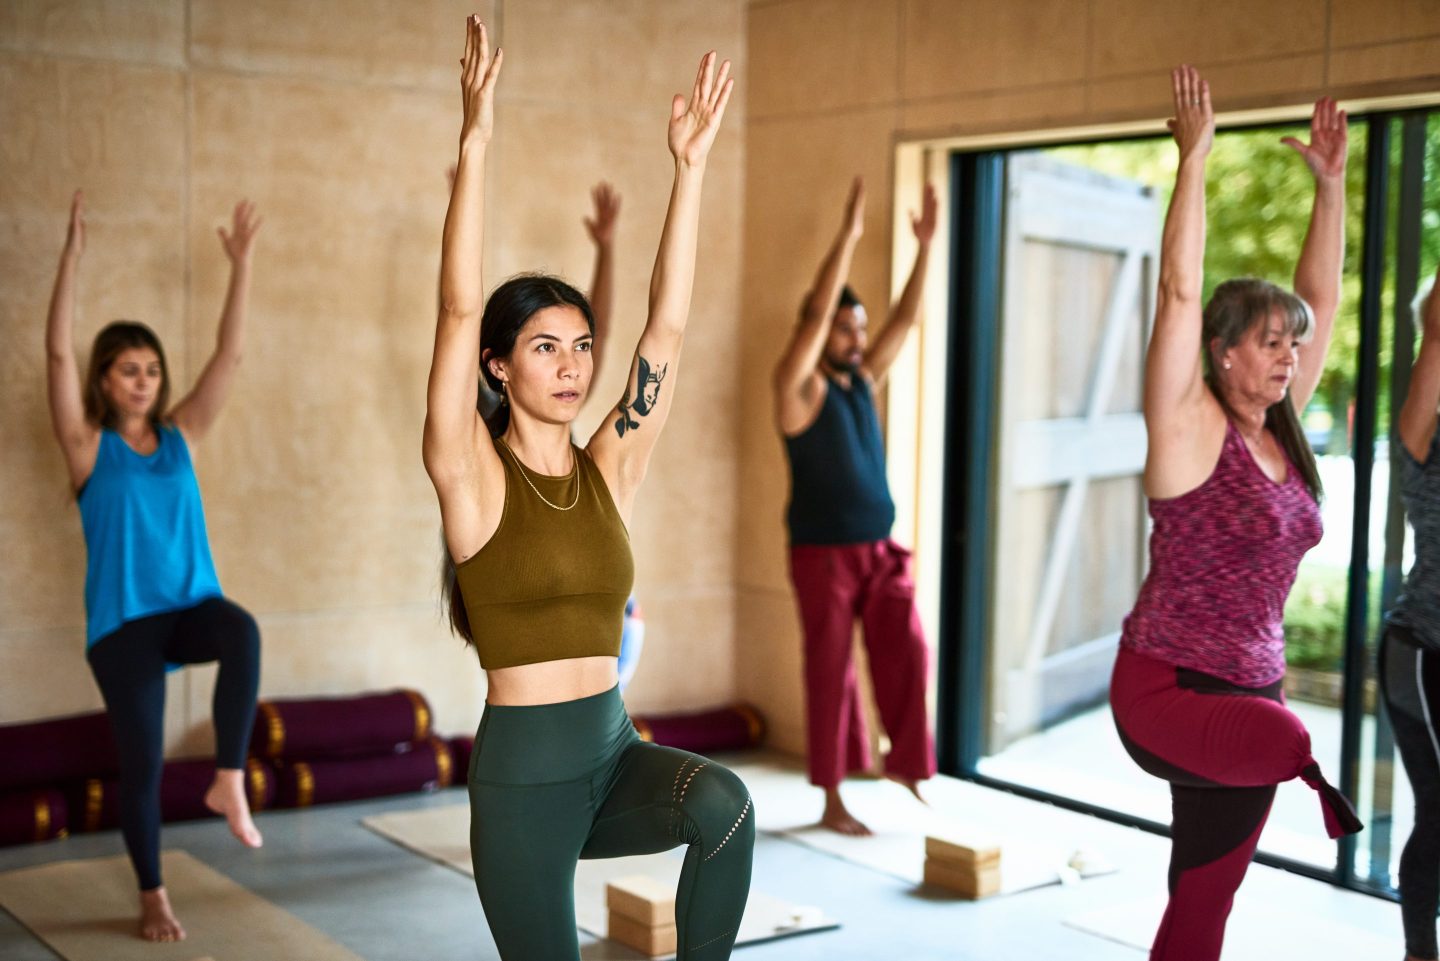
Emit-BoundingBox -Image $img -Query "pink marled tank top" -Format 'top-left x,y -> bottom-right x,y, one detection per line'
1120,420 -> 1323,687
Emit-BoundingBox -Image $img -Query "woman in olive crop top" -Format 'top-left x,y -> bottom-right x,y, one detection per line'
422,18 -> 752,960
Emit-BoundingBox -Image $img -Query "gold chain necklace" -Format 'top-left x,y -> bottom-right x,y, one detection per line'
502,440 -> 580,511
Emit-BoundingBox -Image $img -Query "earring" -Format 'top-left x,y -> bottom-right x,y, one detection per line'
1223,361 -> 1232,370
499,381 -> 509,405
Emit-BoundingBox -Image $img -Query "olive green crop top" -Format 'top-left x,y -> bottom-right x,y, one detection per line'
455,438 -> 634,670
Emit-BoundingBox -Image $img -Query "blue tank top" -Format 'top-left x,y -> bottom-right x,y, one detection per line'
78,426 -> 222,646
783,374 -> 896,545
1389,430 -> 1440,651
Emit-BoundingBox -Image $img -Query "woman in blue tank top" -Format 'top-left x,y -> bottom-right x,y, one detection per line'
44,191 -> 264,943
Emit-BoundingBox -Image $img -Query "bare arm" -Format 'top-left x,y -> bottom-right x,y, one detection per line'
585,181 -> 620,387
170,201 -> 261,444
773,177 -> 864,401
1284,98 -> 1349,412
423,16 -> 505,564
46,190 -> 99,491
863,183 -> 937,386
1400,266 -> 1440,462
1142,66 -> 1229,498
586,52 -> 734,510
1144,66 -> 1214,431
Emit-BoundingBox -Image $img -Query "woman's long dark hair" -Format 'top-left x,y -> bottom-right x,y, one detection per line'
84,321 -> 171,429
1202,278 -> 1323,502
441,274 -> 596,646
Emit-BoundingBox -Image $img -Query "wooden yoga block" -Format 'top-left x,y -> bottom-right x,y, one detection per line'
925,832 -> 1001,869
608,910 -> 677,957
606,876 -> 677,957
924,855 -> 1001,899
606,875 -> 676,926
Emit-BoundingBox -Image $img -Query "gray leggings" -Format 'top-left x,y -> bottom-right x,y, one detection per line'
1381,624 -> 1440,961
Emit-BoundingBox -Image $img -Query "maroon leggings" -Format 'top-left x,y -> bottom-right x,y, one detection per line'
1109,647 -> 1362,961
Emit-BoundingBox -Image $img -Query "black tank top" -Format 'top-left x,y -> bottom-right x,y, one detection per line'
783,374 -> 895,545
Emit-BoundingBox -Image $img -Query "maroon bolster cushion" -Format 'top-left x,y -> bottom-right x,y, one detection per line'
272,736 -> 454,808
0,788 -> 68,847
250,689 -> 434,761
68,758 -> 277,833
0,711 -> 118,792
629,704 -> 766,755
447,736 -> 474,776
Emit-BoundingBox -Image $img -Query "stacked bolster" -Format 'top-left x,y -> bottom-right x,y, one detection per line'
0,688 -> 460,847
0,711 -> 117,845
629,703 -> 766,754
251,689 -> 454,807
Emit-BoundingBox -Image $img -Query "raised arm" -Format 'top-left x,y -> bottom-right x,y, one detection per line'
586,52 -> 733,509
1284,97 -> 1348,412
585,181 -> 621,387
46,190 -> 100,491
773,177 -> 865,402
863,183 -> 937,386
170,200 -> 261,444
423,15 -> 505,563
1144,67 -> 1214,429
1400,266 -> 1440,462
1142,66 -> 1224,496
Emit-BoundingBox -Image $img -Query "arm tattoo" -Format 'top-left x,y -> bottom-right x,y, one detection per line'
613,355 -> 668,438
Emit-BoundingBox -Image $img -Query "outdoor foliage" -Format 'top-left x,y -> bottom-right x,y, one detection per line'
1050,115 -> 1440,678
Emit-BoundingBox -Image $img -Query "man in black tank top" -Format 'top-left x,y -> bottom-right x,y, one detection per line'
772,177 -> 938,835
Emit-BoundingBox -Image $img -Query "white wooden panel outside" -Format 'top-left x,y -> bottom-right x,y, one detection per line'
990,154 -> 1158,749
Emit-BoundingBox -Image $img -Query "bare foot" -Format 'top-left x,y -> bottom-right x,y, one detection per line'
139,887 -> 185,942
204,768 -> 262,848
885,773 -> 928,805
820,787 -> 872,836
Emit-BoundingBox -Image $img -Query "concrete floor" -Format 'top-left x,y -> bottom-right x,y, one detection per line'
0,754 -> 1404,960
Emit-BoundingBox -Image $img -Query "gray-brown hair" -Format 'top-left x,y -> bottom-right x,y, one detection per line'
1201,278 -> 1323,502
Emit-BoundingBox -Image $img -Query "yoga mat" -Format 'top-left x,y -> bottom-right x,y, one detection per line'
728,759 -> 1116,896
1065,894 -> 1394,959
362,804 -> 839,955
0,850 -> 366,961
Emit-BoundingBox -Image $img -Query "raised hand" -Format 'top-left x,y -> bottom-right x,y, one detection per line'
585,182 -> 621,246
843,176 -> 866,240
911,183 -> 938,245
1282,97 -> 1348,183
64,189 -> 86,259
667,51 -> 734,168
217,200 -> 262,263
1167,64 -> 1213,161
459,15 -> 503,146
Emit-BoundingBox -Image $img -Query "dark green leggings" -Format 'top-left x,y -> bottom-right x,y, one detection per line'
467,685 -> 754,960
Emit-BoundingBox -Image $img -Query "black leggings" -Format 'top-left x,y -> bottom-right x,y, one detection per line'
469,685 -> 754,960
86,597 -> 261,891
1381,624 -> 1440,961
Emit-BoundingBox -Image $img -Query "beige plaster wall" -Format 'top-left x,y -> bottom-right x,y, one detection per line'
0,0 -> 747,755
738,0 -> 1440,758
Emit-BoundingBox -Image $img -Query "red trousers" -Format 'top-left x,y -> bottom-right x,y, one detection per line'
788,539 -> 936,789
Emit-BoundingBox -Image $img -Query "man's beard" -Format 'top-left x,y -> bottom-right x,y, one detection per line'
825,354 -> 861,376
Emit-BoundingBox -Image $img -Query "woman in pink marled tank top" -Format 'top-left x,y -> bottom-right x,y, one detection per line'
1108,65 -> 1363,961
